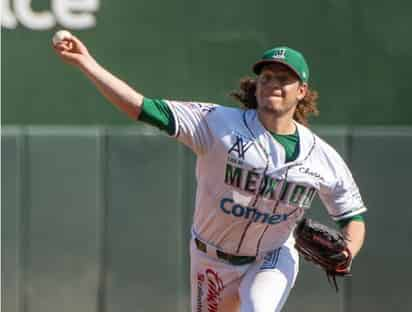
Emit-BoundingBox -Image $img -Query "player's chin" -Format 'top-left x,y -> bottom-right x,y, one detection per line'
265,95 -> 284,104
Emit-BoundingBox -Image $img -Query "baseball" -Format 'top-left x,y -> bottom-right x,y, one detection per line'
52,30 -> 72,45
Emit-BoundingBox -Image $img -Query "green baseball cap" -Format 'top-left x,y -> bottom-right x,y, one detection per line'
252,47 -> 310,83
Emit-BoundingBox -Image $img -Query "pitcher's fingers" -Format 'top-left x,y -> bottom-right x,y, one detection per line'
67,35 -> 82,47
68,35 -> 89,53
53,42 -> 69,52
52,44 -> 65,54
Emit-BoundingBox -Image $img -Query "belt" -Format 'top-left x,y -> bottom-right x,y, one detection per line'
194,238 -> 256,266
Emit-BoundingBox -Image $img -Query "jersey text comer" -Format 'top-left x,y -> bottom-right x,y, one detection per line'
220,198 -> 288,225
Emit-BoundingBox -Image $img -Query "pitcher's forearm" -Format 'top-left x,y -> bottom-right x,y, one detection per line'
79,57 -> 144,120
342,220 -> 366,258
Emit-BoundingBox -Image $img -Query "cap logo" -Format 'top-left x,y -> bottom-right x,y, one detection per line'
272,49 -> 286,59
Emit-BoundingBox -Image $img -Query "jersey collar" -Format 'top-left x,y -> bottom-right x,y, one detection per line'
293,121 -> 316,164
244,110 -> 316,166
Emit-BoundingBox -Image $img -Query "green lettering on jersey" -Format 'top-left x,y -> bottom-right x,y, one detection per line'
259,175 -> 278,200
225,164 -> 243,188
245,170 -> 260,193
302,188 -> 317,208
290,185 -> 307,205
279,182 -> 292,201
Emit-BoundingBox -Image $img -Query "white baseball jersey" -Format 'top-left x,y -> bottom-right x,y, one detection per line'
162,100 -> 366,257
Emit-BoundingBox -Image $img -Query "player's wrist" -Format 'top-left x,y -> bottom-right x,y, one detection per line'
78,55 -> 99,73
345,243 -> 359,259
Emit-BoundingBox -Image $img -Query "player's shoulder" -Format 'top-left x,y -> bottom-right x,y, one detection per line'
206,107 -> 250,138
191,102 -> 245,122
211,104 -> 244,118
297,123 -> 345,163
166,99 -> 243,117
314,133 -> 341,157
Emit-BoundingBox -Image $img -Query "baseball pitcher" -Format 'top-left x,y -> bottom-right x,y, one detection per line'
53,32 -> 366,312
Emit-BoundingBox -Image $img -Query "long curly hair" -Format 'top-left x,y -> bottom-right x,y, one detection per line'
230,77 -> 320,127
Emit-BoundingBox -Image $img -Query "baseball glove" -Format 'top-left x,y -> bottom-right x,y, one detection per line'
293,218 -> 352,291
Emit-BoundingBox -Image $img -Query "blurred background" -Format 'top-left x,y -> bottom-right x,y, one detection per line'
2,0 -> 412,311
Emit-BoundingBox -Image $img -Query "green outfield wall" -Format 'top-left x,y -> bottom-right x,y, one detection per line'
2,0 -> 412,126
2,126 -> 412,312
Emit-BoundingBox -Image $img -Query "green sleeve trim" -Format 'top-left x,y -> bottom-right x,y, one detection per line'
138,98 -> 175,135
336,214 -> 365,229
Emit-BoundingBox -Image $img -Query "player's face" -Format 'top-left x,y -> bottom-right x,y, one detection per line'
255,63 -> 308,119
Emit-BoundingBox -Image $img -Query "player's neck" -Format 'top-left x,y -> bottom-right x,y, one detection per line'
257,110 -> 296,135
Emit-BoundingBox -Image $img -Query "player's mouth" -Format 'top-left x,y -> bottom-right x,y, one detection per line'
266,92 -> 283,98
262,88 -> 283,98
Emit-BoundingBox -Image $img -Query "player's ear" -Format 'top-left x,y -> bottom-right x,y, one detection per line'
297,82 -> 308,101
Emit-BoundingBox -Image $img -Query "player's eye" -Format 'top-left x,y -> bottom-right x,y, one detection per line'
277,75 -> 289,84
258,74 -> 275,84
258,72 -> 296,85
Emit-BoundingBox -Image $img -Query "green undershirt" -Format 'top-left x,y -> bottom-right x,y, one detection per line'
270,130 -> 300,163
139,98 -> 365,227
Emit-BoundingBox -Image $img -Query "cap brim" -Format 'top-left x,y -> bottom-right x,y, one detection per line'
252,59 -> 302,81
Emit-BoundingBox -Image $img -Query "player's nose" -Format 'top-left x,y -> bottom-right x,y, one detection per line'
267,77 -> 282,88
266,81 -> 282,91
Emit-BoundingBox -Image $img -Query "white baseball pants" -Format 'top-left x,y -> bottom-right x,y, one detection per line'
190,238 -> 299,312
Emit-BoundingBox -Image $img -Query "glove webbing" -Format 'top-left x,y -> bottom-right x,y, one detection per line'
295,240 -> 352,292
